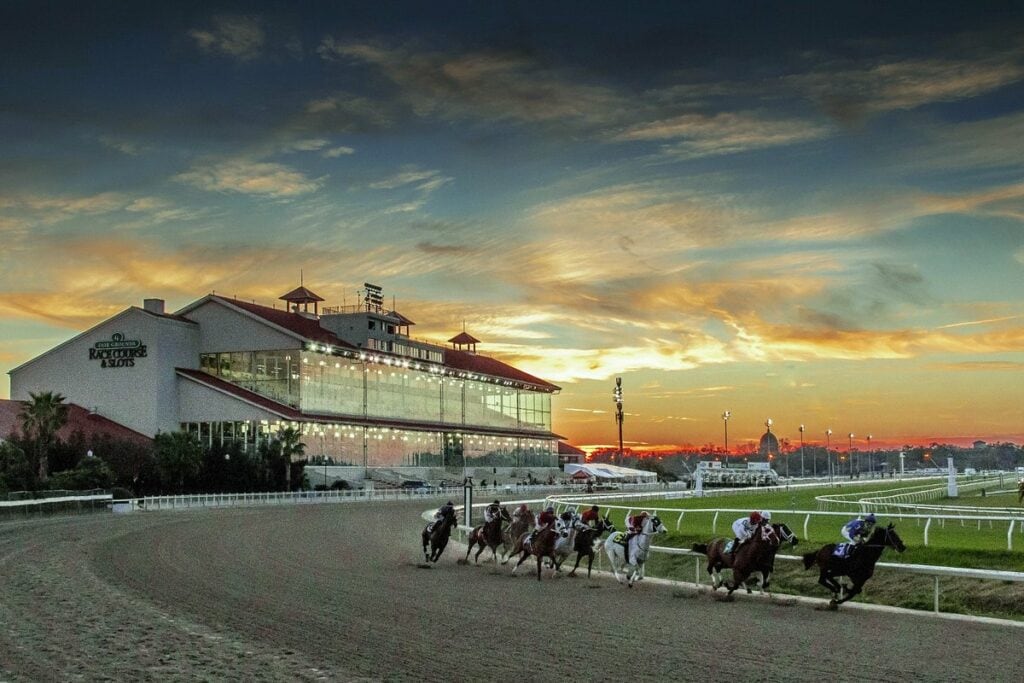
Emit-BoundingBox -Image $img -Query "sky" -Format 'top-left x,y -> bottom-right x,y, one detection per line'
2,1 -> 1024,452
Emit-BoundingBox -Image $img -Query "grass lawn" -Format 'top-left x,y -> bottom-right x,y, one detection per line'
552,480 -> 1024,619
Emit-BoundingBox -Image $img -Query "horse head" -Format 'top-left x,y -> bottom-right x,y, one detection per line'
759,522 -> 780,545
646,515 -> 666,535
775,523 -> 799,546
882,523 -> 906,553
499,506 -> 512,523
600,515 -> 616,534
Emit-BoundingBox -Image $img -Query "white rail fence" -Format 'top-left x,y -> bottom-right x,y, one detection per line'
428,503 -> 1024,620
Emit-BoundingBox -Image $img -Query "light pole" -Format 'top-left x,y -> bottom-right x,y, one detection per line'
867,434 -> 873,478
848,432 -> 855,478
798,424 -> 805,477
826,429 -> 833,484
722,410 -> 731,455
614,377 -> 624,466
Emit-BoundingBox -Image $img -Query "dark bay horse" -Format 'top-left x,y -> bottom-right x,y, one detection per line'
500,510 -> 535,564
421,507 -> 458,563
511,525 -> 561,581
465,505 -> 512,564
568,515 -> 615,578
692,522 -> 781,595
802,524 -> 906,607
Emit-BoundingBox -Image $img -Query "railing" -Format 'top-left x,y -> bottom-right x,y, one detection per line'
0,492 -> 114,520
427,500 -> 1024,621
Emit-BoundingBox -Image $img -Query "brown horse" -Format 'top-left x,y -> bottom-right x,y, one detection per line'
567,515 -> 615,578
692,522 -> 781,595
500,509 -> 535,564
802,524 -> 906,607
421,506 -> 458,563
510,525 -> 562,581
465,505 -> 512,564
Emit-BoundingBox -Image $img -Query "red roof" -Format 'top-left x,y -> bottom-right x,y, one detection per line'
176,369 -> 304,420
448,331 -> 480,345
445,349 -> 560,391
211,296 -> 354,348
279,286 -> 324,303
559,441 -> 585,455
0,399 -> 152,446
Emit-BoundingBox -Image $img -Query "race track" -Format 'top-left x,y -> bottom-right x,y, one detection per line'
1,501 -> 1022,682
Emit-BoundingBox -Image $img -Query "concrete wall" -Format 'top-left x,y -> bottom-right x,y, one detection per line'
10,308 -> 199,436
177,376 -> 282,423
186,299 -> 299,353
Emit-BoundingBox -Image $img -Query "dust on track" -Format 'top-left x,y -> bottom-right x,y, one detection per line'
1,502 -> 1022,682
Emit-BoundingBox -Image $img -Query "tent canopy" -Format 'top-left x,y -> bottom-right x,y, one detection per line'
563,463 -> 657,481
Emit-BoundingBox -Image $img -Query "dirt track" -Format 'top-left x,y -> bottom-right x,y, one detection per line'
1,501 -> 1023,682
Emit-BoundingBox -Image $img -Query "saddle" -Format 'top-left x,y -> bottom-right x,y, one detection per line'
832,543 -> 855,559
611,531 -> 629,547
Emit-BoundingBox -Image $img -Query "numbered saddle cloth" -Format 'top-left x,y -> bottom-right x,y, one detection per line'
611,531 -> 628,547
832,543 -> 854,559
724,540 -> 735,554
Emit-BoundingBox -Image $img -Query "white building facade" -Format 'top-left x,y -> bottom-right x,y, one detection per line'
9,287 -> 561,470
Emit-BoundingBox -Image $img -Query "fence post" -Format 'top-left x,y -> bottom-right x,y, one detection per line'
804,514 -> 810,541
712,511 -> 719,535
924,517 -> 931,546
676,511 -> 685,531
934,576 -> 940,613
1009,520 -> 1016,552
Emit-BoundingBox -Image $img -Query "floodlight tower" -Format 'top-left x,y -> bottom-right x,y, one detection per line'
614,377 -> 624,466
848,432 -> 855,477
826,429 -> 833,484
799,424 -> 806,477
722,410 -> 731,455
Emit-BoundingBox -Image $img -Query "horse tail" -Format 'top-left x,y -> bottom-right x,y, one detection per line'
691,543 -> 709,555
802,551 -> 817,570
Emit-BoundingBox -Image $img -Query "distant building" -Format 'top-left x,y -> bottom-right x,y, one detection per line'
8,283 -> 562,470
758,430 -> 780,458
973,440 -> 987,450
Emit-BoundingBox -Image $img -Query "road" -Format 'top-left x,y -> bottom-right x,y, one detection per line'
0,501 -> 1021,681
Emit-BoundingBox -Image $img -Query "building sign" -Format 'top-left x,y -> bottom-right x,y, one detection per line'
89,333 -> 147,368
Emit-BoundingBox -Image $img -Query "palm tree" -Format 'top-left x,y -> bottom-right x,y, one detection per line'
278,426 -> 305,491
154,431 -> 204,493
19,391 -> 69,482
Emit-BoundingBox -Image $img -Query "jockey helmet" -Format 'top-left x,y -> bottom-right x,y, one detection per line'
446,501 -> 453,506
546,506 -> 555,513
749,511 -> 763,524
492,500 -> 500,506
591,505 -> 599,512
519,503 -> 528,512
865,513 -> 876,524
760,511 -> 772,522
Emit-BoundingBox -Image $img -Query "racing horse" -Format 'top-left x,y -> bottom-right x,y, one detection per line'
421,505 -> 458,563
465,505 -> 512,564
568,514 -> 615,578
692,524 -> 794,593
604,515 -> 667,587
510,523 -> 563,581
500,509 -> 535,564
550,513 -> 580,572
802,524 -> 906,607
692,521 -> 782,595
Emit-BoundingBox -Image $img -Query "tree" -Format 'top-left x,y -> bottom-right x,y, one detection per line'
0,441 -> 33,493
154,431 -> 203,493
19,391 -> 69,482
277,426 -> 305,491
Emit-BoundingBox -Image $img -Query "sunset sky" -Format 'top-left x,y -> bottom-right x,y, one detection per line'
2,2 -> 1024,451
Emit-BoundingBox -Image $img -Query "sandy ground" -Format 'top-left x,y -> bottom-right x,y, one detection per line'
1,501 -> 1023,682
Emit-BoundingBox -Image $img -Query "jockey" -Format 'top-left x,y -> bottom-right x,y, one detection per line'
512,502 -> 530,522
731,511 -> 763,554
558,509 -> 576,530
580,505 -> 600,527
483,499 -> 501,524
841,513 -> 876,545
626,510 -> 650,534
529,506 -> 557,544
429,500 -> 455,532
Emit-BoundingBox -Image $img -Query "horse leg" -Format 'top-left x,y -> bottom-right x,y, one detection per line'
465,535 -> 475,562
834,581 -> 862,605
511,550 -> 529,574
568,553 -> 583,577
536,555 -> 543,582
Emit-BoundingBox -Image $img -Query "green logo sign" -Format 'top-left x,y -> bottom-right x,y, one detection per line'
89,333 -> 147,368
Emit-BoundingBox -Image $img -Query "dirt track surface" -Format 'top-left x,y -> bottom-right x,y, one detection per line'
2,502 -> 1023,682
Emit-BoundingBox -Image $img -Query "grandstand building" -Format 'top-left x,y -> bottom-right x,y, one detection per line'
8,283 -> 562,475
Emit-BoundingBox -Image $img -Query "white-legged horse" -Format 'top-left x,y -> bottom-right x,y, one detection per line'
551,517 -> 580,571
604,515 -> 666,587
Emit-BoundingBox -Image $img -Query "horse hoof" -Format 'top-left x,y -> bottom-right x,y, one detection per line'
828,600 -> 839,610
